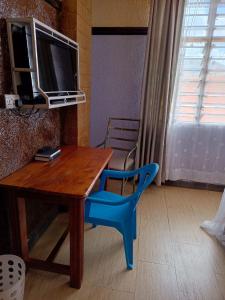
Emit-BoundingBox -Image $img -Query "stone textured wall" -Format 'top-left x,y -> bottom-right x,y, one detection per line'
0,0 -> 61,179
0,0 -> 60,253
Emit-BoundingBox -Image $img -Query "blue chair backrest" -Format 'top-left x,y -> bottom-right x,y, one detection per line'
125,163 -> 159,210
136,163 -> 159,194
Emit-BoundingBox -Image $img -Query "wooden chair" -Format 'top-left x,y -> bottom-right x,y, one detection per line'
97,117 -> 140,194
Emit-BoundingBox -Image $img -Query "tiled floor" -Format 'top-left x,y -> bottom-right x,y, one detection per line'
25,182 -> 225,300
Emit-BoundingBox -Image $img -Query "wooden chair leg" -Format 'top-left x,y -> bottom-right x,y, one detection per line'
17,197 -> 29,261
121,179 -> 125,195
69,200 -> 84,288
132,177 -> 136,193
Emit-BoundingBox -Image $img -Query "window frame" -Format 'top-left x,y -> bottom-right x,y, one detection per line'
173,0 -> 225,125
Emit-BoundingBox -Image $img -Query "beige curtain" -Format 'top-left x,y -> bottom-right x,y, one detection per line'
138,0 -> 185,185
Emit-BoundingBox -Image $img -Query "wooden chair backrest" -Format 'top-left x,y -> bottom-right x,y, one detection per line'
104,117 -> 140,153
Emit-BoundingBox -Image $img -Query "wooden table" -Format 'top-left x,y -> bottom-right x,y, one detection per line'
0,146 -> 113,288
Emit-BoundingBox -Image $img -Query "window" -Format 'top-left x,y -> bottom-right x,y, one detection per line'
173,0 -> 225,124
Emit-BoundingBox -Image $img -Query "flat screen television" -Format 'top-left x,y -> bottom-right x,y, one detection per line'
7,17 -> 85,109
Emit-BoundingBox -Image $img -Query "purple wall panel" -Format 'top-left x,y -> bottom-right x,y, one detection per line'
91,35 -> 147,146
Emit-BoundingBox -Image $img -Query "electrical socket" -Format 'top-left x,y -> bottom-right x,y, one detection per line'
4,94 -> 19,109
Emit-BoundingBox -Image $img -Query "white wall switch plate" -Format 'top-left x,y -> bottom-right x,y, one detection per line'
4,94 -> 19,109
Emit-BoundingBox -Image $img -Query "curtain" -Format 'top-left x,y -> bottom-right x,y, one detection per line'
137,0 -> 185,185
166,0 -> 225,185
201,189 -> 225,247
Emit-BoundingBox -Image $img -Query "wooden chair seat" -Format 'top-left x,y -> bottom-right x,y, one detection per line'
108,154 -> 134,171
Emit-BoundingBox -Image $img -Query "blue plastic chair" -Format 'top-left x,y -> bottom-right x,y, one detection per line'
85,163 -> 159,270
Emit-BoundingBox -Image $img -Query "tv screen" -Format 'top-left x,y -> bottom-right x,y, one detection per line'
36,30 -> 78,93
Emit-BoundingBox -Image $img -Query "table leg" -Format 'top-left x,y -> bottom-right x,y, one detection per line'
69,199 -> 84,288
5,190 -> 21,255
17,197 -> 29,261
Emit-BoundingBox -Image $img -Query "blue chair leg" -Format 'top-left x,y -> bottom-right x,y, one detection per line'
122,226 -> 134,270
132,210 -> 137,240
85,202 -> 97,228
85,201 -> 91,220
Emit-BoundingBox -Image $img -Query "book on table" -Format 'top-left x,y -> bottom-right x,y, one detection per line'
35,147 -> 61,161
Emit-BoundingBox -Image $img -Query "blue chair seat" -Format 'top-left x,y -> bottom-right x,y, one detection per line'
85,163 -> 159,270
87,191 -> 130,223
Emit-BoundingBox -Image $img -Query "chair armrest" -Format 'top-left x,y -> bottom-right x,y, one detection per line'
87,195 -> 132,206
102,168 -> 139,179
127,145 -> 137,159
99,169 -> 139,191
124,144 -> 137,169
96,141 -> 105,148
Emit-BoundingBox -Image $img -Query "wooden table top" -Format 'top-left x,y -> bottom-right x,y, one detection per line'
0,146 -> 113,199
